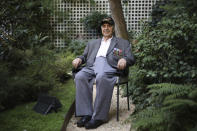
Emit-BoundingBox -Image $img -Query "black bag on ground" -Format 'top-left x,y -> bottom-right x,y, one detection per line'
33,94 -> 62,115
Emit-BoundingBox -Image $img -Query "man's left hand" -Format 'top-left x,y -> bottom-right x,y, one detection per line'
117,58 -> 127,70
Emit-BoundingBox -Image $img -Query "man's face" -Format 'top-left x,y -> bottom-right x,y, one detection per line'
101,23 -> 114,38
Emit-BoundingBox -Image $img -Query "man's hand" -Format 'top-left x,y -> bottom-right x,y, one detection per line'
117,58 -> 127,70
72,58 -> 82,69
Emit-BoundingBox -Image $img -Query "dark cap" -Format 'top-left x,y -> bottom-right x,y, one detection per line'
101,17 -> 115,26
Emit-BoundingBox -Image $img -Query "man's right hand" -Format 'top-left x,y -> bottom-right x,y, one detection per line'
72,58 -> 82,69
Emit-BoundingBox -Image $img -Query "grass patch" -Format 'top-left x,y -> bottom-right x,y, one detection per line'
0,79 -> 75,131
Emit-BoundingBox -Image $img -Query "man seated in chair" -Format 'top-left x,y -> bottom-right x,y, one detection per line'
72,17 -> 135,129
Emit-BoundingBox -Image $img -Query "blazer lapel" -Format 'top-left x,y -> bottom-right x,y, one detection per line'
106,37 -> 117,56
92,38 -> 102,59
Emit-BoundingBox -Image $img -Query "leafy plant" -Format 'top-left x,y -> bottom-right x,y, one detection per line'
54,50 -> 75,82
131,83 -> 197,131
0,47 -> 58,110
81,11 -> 108,35
129,0 -> 197,112
66,40 -> 87,56
128,0 -> 197,130
149,0 -> 170,27
0,0 -> 61,111
128,66 -> 150,111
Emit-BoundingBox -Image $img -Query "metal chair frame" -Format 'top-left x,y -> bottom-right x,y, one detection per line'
116,76 -> 130,121
72,68 -> 130,121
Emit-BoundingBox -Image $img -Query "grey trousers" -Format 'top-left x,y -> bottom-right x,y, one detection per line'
75,57 -> 118,121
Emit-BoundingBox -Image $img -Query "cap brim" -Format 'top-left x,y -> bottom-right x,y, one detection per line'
101,21 -> 114,25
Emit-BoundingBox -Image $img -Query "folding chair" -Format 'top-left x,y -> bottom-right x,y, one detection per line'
72,68 -> 130,121
115,75 -> 130,121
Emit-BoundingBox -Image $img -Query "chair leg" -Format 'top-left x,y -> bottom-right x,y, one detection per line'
117,82 -> 119,121
127,83 -> 130,110
74,100 -> 76,117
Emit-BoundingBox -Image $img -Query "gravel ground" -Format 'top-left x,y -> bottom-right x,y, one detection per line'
66,86 -> 135,131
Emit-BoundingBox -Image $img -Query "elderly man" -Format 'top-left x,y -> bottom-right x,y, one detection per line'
72,17 -> 135,129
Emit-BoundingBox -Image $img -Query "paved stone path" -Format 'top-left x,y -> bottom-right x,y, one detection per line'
66,86 -> 135,131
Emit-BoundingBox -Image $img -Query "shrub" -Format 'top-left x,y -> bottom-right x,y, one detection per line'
128,0 -> 197,130
131,83 -> 197,131
135,13 -> 197,84
128,66 -> 150,111
54,50 -> 75,82
129,0 -> 197,112
81,11 -> 108,35
66,40 -> 87,56
0,0 -> 67,111
0,47 -> 58,111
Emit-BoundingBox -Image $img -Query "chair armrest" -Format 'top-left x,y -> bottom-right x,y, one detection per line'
116,68 -> 129,84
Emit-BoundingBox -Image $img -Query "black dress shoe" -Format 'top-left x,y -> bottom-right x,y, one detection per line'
85,119 -> 104,129
77,115 -> 92,127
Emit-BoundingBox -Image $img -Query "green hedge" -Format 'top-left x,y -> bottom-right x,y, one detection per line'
129,0 -> 197,112
0,47 -> 57,110
0,0 -> 73,111
128,0 -> 197,130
